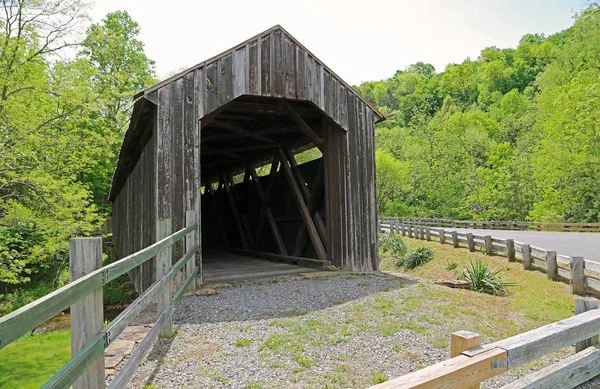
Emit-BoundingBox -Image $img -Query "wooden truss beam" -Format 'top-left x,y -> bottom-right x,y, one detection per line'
278,149 -> 327,262
202,143 -> 281,156
210,120 -> 278,144
247,165 -> 288,255
202,126 -> 298,142
225,101 -> 317,117
292,159 -> 326,257
279,100 -> 325,152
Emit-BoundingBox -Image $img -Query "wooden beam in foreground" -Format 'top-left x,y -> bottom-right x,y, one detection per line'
368,348 -> 507,389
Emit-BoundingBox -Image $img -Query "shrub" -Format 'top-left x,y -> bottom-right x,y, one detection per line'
401,247 -> 434,269
379,234 -> 407,265
462,260 -> 515,296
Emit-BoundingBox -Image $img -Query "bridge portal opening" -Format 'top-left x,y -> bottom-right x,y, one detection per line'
199,95 -> 331,280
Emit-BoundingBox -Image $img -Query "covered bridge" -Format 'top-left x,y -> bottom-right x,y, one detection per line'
109,25 -> 385,290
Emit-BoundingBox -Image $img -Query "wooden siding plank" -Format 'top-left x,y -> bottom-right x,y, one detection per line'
205,62 -> 218,114
272,29 -> 284,97
171,79 -> 185,265
283,34 -> 296,98
218,54 -> 233,106
157,87 -> 172,220
296,46 -> 306,100
260,34 -> 271,95
232,47 -> 247,98
248,40 -> 260,95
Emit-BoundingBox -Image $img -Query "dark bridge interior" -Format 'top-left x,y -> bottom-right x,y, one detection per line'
200,95 -> 329,266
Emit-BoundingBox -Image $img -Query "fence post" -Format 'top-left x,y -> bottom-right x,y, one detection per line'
466,233 -> 475,252
522,244 -> 532,270
408,225 -> 413,238
484,236 -> 493,256
571,256 -> 585,295
400,223 -> 405,236
547,251 -> 558,281
419,226 -> 425,240
186,210 -> 197,293
506,239 -> 515,262
70,238 -> 104,389
425,227 -> 431,241
575,297 -> 599,352
157,218 -> 174,337
451,331 -> 481,389
451,231 -> 459,248
439,229 -> 446,244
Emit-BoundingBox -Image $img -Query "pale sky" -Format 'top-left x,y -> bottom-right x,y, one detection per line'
91,0 -> 587,85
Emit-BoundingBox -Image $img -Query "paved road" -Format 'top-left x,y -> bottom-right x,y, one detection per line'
442,228 -> 600,262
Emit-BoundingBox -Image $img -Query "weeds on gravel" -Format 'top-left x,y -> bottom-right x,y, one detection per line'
462,260 -> 515,296
212,373 -> 231,384
371,372 -> 388,384
293,353 -> 314,368
235,338 -> 252,347
245,381 -> 263,389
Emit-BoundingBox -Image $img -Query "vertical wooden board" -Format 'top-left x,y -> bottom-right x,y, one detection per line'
354,101 -> 366,270
195,67 -> 206,119
171,79 -> 185,265
232,47 -> 247,98
248,40 -> 260,95
157,85 -> 172,220
367,111 -> 378,269
205,62 -> 218,114
319,64 -> 325,111
323,72 -> 334,118
283,34 -> 296,98
260,34 -> 271,96
339,84 -> 348,130
296,46 -> 306,100
184,72 -> 196,211
306,56 -> 320,107
218,54 -> 233,106
272,29 -> 284,97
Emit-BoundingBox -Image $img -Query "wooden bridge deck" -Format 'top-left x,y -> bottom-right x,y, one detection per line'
202,250 -> 319,284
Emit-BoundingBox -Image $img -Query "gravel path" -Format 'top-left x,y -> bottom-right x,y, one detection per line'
126,275 -> 600,389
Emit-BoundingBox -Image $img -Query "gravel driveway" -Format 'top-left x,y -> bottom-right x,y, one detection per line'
126,274 -> 600,388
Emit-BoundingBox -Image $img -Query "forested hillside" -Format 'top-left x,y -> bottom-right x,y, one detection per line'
361,4 -> 600,223
0,0 -> 155,306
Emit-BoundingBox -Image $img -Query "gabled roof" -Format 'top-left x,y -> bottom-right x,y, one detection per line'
135,25 -> 384,122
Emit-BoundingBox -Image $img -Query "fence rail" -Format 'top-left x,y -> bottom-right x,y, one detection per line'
377,217 -> 600,388
369,299 -> 600,389
0,220 -> 199,389
395,217 -> 600,232
379,218 -> 600,295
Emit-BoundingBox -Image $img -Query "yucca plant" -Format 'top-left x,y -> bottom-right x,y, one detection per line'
462,260 -> 515,296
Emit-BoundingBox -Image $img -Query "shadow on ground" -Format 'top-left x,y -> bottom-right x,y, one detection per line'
174,273 -> 416,324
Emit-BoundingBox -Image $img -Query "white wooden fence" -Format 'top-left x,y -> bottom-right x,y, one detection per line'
379,217 -> 600,295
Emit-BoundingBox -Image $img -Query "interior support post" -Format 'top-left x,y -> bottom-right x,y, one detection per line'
221,173 -> 249,249
226,171 -> 254,247
253,155 -> 280,249
204,181 -> 230,246
278,149 -> 328,262
247,165 -> 288,255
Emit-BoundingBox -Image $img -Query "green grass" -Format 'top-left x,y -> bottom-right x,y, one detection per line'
235,338 -> 252,347
0,331 -> 71,389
